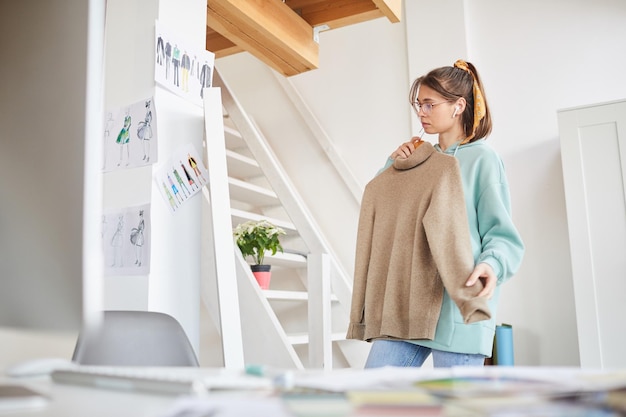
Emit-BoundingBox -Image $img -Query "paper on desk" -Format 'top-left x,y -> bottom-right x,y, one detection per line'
282,392 -> 352,417
291,366 -> 626,396
448,366 -> 626,393
347,390 -> 441,407
290,366 -> 450,392
160,395 -> 291,417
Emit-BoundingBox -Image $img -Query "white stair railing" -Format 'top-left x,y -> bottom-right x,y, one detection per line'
201,87 -> 244,370
200,68 -> 361,369
307,253 -> 332,369
213,69 -> 354,315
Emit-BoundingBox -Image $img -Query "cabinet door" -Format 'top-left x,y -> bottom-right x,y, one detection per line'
558,99 -> 626,368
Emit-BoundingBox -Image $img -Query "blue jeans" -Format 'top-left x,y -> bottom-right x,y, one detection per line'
364,340 -> 485,368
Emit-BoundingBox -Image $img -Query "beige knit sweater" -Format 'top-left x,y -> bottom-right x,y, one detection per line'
347,142 -> 491,342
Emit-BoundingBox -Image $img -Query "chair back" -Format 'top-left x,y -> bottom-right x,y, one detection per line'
72,310 -> 199,367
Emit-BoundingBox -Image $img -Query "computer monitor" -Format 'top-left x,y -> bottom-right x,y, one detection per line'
0,0 -> 105,332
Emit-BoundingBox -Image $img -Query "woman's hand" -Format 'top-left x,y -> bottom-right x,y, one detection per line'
391,136 -> 422,159
465,262 -> 497,299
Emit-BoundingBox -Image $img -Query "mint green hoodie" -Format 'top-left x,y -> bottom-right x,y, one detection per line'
379,139 -> 524,356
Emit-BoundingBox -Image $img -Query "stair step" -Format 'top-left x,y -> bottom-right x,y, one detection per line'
255,251 -> 307,268
224,124 -> 245,149
263,290 -> 308,301
230,208 -> 297,235
263,290 -> 338,302
225,149 -> 262,179
287,332 -> 346,345
228,177 -> 279,207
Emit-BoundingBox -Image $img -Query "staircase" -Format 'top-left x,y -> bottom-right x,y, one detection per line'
200,69 -> 363,370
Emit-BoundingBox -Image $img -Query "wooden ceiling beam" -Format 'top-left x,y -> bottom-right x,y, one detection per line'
285,0 -> 401,27
206,0 -> 402,75
206,27 -> 242,58
207,0 -> 319,77
372,0 -> 402,23
286,0 -> 384,29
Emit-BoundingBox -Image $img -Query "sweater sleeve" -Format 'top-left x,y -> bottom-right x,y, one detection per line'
423,159 -> 492,324
346,190 -> 375,340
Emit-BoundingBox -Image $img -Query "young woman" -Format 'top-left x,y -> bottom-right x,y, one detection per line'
363,60 -> 525,368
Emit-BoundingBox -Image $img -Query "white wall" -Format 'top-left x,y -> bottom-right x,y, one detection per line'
216,0 -> 626,366
103,0 -> 207,353
464,0 -> 626,366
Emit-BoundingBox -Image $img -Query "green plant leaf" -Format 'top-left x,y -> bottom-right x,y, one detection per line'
233,220 -> 286,265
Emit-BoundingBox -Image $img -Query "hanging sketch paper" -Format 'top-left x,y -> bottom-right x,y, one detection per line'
103,96 -> 159,172
155,20 -> 215,106
102,204 -> 152,276
154,143 -> 208,213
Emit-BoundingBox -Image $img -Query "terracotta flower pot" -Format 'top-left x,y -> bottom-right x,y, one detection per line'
250,264 -> 271,289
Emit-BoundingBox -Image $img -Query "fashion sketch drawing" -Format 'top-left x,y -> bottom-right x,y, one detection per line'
102,96 -> 158,172
103,204 -> 152,276
154,143 -> 208,213
154,19 -> 214,107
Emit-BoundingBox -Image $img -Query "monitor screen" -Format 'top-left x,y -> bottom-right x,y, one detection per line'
0,0 -> 105,332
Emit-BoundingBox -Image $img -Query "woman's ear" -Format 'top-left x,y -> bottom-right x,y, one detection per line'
457,98 -> 467,113
452,98 -> 467,118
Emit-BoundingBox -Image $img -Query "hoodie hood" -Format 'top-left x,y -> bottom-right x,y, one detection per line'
435,139 -> 486,156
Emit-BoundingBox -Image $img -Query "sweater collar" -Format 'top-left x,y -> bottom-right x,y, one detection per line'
393,141 -> 436,170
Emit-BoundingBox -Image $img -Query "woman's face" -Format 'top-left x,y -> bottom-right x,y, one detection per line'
415,85 -> 458,136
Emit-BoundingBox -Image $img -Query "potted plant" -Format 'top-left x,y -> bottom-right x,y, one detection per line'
233,220 -> 286,289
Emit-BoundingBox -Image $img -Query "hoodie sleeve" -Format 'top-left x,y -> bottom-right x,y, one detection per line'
375,157 -> 395,177
473,156 -> 525,284
423,158 -> 491,324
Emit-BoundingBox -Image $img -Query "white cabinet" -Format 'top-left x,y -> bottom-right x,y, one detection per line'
559,99 -> 626,368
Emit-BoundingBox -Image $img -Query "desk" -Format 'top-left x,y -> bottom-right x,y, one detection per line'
1,376 -> 179,417
2,367 -> 626,417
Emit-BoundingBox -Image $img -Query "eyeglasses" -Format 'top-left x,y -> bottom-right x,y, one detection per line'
411,100 -> 450,115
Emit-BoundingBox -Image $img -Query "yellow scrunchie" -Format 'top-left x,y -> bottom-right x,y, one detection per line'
454,59 -> 485,144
